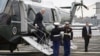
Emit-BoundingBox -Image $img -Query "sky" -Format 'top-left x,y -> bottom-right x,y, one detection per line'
42,0 -> 100,17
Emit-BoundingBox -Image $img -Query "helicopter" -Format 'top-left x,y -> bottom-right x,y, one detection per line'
0,0 -> 88,55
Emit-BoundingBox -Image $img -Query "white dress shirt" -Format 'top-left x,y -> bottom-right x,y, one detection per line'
86,26 -> 89,34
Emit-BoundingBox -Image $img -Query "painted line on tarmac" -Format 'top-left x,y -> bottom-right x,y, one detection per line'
89,46 -> 100,50
72,52 -> 100,54
0,50 -> 39,53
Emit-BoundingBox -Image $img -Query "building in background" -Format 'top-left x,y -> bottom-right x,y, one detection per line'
96,2 -> 100,19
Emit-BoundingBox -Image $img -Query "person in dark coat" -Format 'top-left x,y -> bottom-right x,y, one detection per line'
33,8 -> 45,30
33,8 -> 46,43
82,22 -> 92,52
63,22 -> 73,56
51,22 -> 62,56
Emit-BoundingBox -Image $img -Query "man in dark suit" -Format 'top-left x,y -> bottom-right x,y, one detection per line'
33,8 -> 46,43
33,8 -> 45,30
82,22 -> 92,52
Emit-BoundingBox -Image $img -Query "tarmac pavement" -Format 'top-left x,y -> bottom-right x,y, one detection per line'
59,36 -> 100,56
0,36 -> 100,56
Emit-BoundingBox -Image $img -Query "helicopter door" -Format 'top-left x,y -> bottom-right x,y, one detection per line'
19,1 -> 28,34
52,9 -> 59,22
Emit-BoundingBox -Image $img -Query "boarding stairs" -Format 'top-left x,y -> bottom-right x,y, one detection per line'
22,22 -> 53,55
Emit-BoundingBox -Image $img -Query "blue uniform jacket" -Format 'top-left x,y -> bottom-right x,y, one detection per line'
51,27 -> 61,41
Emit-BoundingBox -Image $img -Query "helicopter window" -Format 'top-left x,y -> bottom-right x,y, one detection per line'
12,1 -> 20,21
0,0 -> 8,13
53,10 -> 58,22
60,11 -> 69,23
31,0 -> 41,3
43,9 -> 53,23
28,10 -> 35,22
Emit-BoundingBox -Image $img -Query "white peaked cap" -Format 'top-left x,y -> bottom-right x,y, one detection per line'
65,22 -> 69,24
54,22 -> 60,25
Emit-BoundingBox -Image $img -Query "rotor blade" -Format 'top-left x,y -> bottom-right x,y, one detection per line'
81,0 -> 89,10
81,6 -> 83,19
60,7 -> 71,9
83,5 -> 89,10
77,6 -> 81,11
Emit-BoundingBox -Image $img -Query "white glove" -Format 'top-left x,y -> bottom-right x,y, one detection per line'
35,24 -> 39,28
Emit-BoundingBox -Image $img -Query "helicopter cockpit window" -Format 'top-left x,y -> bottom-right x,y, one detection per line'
0,0 -> 8,14
12,0 -> 21,21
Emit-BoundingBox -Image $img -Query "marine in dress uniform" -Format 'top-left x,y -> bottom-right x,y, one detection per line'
63,22 -> 73,56
51,22 -> 61,56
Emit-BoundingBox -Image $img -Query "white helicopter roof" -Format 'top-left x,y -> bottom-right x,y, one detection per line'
23,0 -> 55,9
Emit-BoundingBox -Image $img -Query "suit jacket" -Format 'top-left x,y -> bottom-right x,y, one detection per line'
82,26 -> 92,38
33,12 -> 43,26
33,12 -> 45,30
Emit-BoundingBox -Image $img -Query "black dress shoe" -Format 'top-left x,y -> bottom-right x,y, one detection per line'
85,50 -> 88,52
